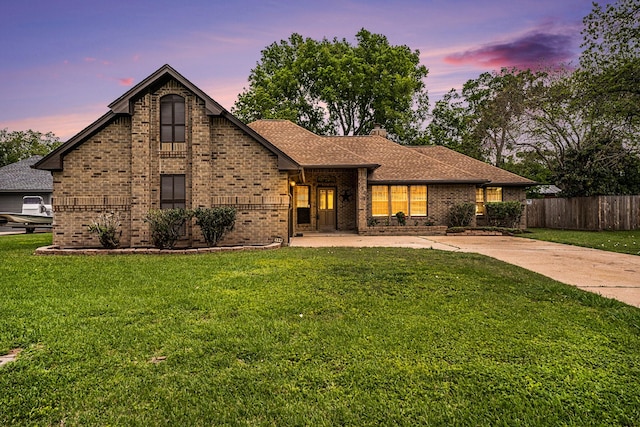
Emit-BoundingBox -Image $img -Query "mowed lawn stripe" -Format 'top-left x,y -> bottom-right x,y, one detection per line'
1,234 -> 639,426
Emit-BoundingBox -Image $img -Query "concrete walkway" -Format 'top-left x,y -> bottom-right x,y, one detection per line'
290,234 -> 640,308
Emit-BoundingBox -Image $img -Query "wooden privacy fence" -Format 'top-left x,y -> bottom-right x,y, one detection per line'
527,196 -> 640,230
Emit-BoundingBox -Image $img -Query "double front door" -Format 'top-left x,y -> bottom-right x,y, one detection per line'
317,187 -> 336,231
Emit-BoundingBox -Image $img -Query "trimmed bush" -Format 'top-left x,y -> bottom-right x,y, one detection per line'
395,211 -> 407,226
145,208 -> 192,249
447,202 -> 475,227
87,212 -> 122,249
485,201 -> 524,228
193,207 -> 237,247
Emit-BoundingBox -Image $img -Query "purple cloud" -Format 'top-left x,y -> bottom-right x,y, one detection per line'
444,32 -> 575,70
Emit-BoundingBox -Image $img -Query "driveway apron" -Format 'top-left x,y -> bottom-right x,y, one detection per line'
290,234 -> 640,308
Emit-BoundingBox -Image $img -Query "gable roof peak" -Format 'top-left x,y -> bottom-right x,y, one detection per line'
108,64 -> 225,116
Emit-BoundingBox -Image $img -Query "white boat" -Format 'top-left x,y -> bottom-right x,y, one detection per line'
0,196 -> 53,231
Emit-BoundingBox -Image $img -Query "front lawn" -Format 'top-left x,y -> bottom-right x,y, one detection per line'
525,228 -> 640,255
1,234 -> 640,426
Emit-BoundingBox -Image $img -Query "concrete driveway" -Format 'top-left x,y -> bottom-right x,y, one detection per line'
290,234 -> 640,308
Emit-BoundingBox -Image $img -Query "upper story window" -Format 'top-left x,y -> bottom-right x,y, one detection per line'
160,95 -> 185,151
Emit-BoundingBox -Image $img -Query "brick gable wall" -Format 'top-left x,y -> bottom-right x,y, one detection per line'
51,79 -> 289,248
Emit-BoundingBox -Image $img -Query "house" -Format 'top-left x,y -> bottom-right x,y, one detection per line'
0,156 -> 53,213
35,64 -> 535,248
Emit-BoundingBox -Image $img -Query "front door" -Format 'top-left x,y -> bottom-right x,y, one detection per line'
317,187 -> 336,231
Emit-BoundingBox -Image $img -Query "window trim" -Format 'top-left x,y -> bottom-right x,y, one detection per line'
160,94 -> 186,151
371,185 -> 428,217
476,186 -> 503,215
160,174 -> 186,209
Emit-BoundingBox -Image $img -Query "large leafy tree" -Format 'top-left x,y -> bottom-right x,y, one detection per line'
580,0 -> 640,121
521,68 -> 640,196
428,68 -> 535,166
0,129 -> 60,167
232,29 -> 429,143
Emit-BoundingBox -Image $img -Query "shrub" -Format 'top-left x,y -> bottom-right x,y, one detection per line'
367,217 -> 379,227
485,201 -> 524,228
87,212 -> 122,249
395,211 -> 407,226
145,208 -> 192,249
193,207 -> 237,247
447,202 -> 475,227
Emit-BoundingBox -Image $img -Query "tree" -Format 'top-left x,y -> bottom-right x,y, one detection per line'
428,68 -> 536,166
427,89 -> 483,159
0,129 -> 61,167
521,68 -> 640,196
232,29 -> 430,143
555,140 -> 640,197
580,0 -> 640,121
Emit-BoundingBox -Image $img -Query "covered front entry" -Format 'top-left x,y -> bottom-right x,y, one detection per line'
317,187 -> 336,231
290,169 -> 360,235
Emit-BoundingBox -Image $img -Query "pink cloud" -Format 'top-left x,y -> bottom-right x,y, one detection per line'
119,77 -> 134,86
84,57 -> 97,62
444,32 -> 575,70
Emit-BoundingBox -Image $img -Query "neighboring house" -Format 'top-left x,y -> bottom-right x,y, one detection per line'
534,184 -> 562,198
0,156 -> 53,213
35,64 -> 535,248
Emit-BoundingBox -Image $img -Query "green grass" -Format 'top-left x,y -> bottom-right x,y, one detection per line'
2,234 -> 640,426
524,228 -> 640,255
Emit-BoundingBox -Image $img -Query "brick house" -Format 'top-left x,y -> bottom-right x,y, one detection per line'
35,65 -> 534,248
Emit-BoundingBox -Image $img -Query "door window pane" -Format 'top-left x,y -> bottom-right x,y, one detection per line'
326,189 -> 334,210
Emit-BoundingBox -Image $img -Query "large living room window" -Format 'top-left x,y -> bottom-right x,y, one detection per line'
160,95 -> 185,151
160,174 -> 186,209
371,185 -> 428,217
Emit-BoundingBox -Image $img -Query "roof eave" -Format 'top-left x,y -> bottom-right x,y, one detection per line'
34,111 -> 117,171
301,163 -> 380,169
369,179 -> 489,185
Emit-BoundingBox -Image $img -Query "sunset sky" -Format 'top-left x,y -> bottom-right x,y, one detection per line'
1,0 -> 606,141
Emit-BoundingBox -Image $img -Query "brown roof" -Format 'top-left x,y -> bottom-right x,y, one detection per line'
250,120 -> 487,184
248,120 -> 378,168
410,145 -> 536,186
328,135 -> 485,183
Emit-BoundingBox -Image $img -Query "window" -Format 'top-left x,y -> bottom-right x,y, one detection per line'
391,186 -> 408,215
476,187 -> 502,215
160,175 -> 186,209
372,185 -> 428,217
410,185 -> 427,216
486,187 -> 503,202
295,186 -> 311,224
372,185 -> 389,217
476,188 -> 485,215
160,95 -> 185,151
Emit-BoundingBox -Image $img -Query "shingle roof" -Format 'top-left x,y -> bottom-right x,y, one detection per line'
409,146 -> 536,186
328,136 -> 485,183
250,120 -> 488,184
0,156 -> 53,192
248,120 -> 378,168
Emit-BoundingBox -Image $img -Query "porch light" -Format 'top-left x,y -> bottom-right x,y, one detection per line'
289,180 -> 296,186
